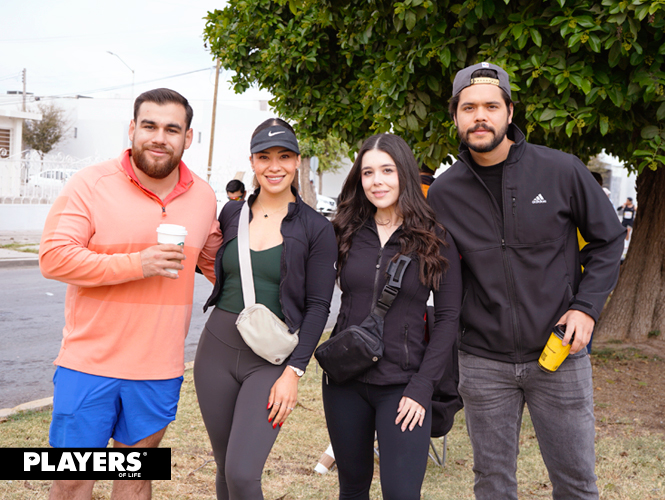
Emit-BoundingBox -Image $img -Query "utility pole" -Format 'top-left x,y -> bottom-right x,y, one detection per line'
207,59 -> 221,183
106,51 -> 135,108
22,69 -> 26,111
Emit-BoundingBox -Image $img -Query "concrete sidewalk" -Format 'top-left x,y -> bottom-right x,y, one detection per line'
0,230 -> 41,268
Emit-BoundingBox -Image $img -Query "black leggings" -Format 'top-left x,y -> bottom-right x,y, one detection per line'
322,378 -> 432,500
194,307 -> 284,500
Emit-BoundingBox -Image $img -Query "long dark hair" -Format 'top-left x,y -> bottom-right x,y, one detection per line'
333,133 -> 448,289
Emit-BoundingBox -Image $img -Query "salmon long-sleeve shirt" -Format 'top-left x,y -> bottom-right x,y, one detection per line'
39,150 -> 222,380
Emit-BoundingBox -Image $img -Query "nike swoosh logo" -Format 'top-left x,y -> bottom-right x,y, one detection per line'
268,130 -> 286,137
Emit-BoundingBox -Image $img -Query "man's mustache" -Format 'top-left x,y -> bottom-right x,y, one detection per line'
468,124 -> 495,133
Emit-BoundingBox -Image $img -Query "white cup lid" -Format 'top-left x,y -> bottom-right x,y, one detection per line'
156,224 -> 188,236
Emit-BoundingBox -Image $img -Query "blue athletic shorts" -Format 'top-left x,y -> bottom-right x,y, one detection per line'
49,366 -> 183,448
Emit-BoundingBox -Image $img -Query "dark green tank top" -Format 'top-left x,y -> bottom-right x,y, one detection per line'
217,237 -> 284,320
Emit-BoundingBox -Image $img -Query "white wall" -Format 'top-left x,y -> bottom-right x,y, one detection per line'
52,96 -> 273,196
315,157 -> 352,200
596,151 -> 637,209
0,204 -> 51,231
0,110 -> 40,158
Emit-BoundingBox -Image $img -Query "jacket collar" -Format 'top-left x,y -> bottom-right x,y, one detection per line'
457,123 -> 526,168
119,148 -> 194,204
362,214 -> 403,245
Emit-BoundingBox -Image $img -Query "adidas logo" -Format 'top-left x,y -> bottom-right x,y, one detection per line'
532,194 -> 547,204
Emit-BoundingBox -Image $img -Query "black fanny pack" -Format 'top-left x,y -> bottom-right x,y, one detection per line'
315,255 -> 411,384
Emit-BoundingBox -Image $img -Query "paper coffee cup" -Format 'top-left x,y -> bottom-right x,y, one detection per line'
156,224 -> 187,274
314,444 -> 335,474
538,325 -> 572,373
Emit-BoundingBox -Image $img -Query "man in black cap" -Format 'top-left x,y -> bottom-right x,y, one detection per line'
428,62 -> 625,499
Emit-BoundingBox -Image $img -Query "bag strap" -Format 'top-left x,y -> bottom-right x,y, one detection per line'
237,202 -> 256,307
372,255 -> 412,318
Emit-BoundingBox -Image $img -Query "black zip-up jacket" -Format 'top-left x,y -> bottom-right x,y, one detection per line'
428,124 -> 625,364
204,188 -> 338,372
332,219 -> 462,407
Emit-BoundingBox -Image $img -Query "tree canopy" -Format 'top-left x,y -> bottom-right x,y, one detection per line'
204,0 -> 664,172
23,102 -> 70,158
205,0 -> 665,341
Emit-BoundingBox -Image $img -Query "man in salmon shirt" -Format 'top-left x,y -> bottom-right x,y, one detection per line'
39,88 -> 222,499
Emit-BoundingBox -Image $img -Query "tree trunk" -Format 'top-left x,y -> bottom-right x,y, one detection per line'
596,166 -> 665,341
318,170 -> 323,195
299,156 -> 317,209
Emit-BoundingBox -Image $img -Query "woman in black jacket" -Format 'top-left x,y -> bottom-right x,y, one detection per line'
194,118 -> 337,500
323,133 -> 462,499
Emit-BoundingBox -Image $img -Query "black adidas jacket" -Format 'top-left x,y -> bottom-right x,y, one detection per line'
428,124 -> 625,364
204,187 -> 338,372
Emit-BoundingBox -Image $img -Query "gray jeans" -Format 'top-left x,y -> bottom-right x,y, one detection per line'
458,350 -> 598,500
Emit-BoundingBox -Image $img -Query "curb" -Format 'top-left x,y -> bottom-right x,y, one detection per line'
0,257 -> 39,269
0,397 -> 53,419
0,361 -> 196,419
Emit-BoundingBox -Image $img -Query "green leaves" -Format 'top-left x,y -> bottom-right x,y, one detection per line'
641,126 -> 660,140
204,0 -> 665,172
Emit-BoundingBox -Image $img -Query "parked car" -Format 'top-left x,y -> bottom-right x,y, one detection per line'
28,169 -> 77,188
316,194 -> 337,216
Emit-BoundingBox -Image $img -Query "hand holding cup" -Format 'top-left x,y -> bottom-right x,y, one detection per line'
140,224 -> 188,278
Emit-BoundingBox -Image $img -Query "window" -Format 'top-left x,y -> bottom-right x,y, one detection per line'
0,128 -> 10,157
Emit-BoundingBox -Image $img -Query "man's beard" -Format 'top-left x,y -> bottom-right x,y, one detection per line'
459,120 -> 509,154
131,143 -> 183,180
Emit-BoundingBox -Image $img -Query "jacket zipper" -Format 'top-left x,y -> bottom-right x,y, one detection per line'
403,324 -> 410,369
501,238 -> 522,358
500,170 -> 521,360
369,223 -> 386,312
461,154 -> 522,359
278,217 -> 291,330
128,177 -> 175,217
460,288 -> 469,337
370,247 -> 384,313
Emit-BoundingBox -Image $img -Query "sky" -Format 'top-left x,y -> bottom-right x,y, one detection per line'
0,0 -> 271,109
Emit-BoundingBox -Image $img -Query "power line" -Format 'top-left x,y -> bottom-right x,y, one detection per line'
0,67 -> 216,107
0,73 -> 21,82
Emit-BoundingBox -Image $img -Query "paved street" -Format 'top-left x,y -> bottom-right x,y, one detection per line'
0,265 -> 341,410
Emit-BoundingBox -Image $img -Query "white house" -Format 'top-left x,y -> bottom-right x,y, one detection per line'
0,106 -> 41,198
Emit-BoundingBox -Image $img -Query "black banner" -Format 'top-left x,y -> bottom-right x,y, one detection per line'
0,448 -> 171,480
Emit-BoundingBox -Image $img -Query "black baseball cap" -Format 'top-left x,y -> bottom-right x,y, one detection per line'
250,125 -> 300,154
452,62 -> 512,99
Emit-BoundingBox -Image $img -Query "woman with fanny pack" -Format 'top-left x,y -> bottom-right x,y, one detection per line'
194,118 -> 337,499
322,133 -> 462,499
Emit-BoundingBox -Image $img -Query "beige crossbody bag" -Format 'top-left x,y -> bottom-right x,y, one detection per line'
235,201 -> 299,365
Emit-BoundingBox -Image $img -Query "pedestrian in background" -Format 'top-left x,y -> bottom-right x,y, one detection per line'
617,197 -> 636,241
428,62 -> 625,500
40,88 -> 222,500
226,179 -> 246,201
419,163 -> 436,197
322,133 -> 461,500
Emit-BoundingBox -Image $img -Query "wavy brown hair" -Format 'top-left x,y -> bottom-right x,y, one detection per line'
333,133 -> 448,290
